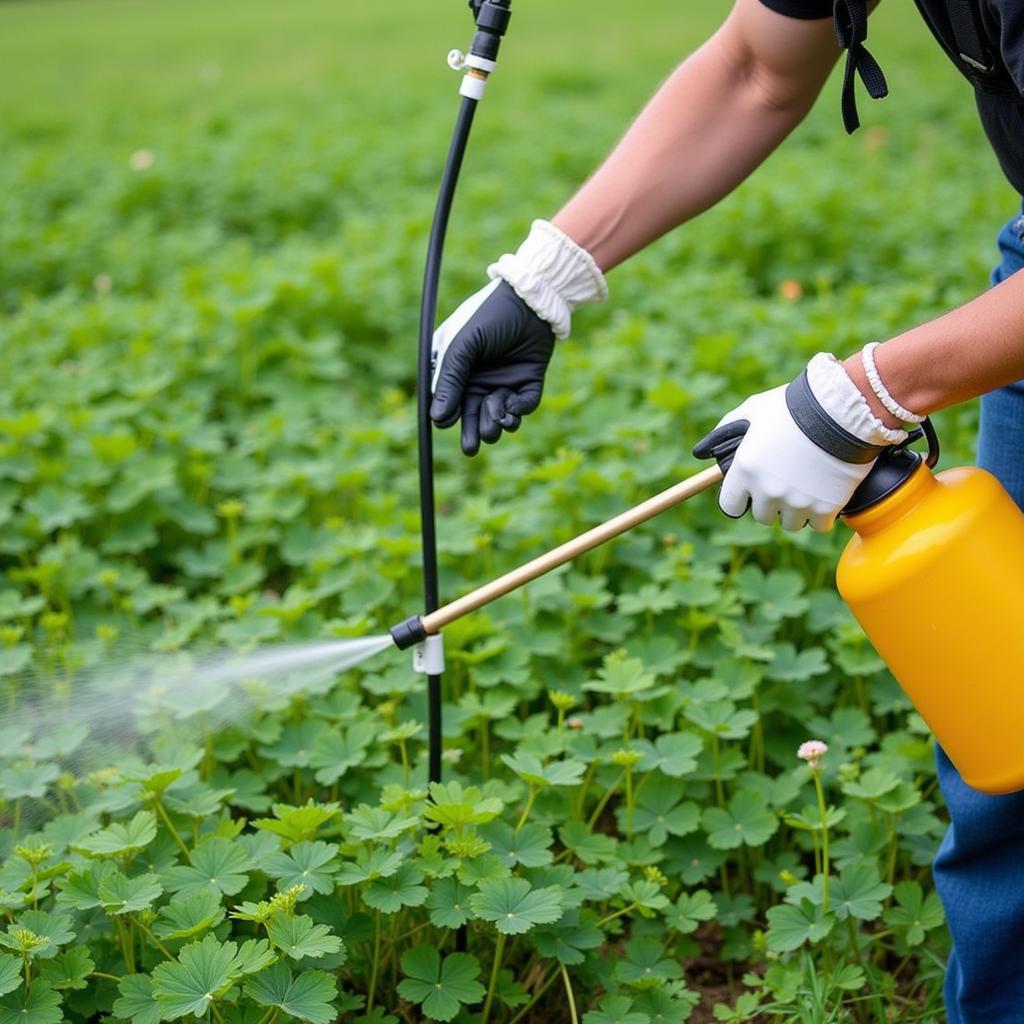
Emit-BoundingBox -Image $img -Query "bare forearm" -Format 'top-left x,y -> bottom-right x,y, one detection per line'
844,273 -> 1024,427
551,3 -> 840,271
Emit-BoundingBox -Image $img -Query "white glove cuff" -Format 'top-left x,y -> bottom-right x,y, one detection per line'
487,220 -> 607,340
806,352 -> 907,447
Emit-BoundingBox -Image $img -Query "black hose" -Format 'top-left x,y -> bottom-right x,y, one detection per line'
417,95 -> 479,785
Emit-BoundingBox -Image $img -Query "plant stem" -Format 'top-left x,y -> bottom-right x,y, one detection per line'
516,786 -> 537,832
711,736 -> 725,807
133,916 -> 175,959
114,916 -> 135,973
625,764 -> 634,841
367,909 -> 382,1013
845,916 -> 886,1024
560,964 -> 580,1024
91,972 -> 122,982
210,1003 -> 227,1024
152,797 -> 191,863
812,769 -> 830,912
508,967 -> 559,1024
596,902 -> 637,928
586,770 -> 626,830
481,932 -> 507,1024
575,761 -> 598,818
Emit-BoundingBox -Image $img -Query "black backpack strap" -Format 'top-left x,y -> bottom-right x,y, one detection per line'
943,0 -> 995,73
833,0 -> 889,134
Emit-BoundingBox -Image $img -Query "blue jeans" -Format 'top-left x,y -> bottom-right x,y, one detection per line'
932,210 -> 1024,1024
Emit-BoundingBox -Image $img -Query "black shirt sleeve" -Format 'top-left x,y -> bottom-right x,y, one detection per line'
986,0 -> 1024,93
757,0 -> 834,18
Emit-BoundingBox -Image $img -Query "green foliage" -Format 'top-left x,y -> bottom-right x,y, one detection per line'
0,0 -> 983,1018
396,946 -> 485,1022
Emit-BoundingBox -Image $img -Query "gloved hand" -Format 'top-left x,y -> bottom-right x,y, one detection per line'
693,353 -> 908,531
430,220 -> 606,456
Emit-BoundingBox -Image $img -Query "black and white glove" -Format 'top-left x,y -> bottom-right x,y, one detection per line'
430,220 -> 606,456
693,354 -> 908,531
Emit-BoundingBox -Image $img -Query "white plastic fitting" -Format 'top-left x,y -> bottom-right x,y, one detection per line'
412,634 -> 445,675
459,74 -> 488,100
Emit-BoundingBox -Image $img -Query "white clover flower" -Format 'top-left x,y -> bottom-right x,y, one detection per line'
797,739 -> 828,770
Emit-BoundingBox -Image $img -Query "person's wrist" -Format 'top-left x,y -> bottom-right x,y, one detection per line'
805,352 -> 907,447
487,220 -> 607,340
841,352 -> 903,429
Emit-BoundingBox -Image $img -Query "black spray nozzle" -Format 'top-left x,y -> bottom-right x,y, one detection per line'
467,0 -> 511,62
390,615 -> 428,651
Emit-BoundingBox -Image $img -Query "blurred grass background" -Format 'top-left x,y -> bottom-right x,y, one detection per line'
0,0 -> 1014,562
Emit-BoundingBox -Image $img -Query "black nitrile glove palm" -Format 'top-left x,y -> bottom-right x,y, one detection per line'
430,280 -> 555,456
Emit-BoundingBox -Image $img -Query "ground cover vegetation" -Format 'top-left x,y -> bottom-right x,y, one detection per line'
0,0 -> 1015,1020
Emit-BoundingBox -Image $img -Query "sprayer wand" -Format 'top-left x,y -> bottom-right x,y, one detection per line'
392,463 -> 723,652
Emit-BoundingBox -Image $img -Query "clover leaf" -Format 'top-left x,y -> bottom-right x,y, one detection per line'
230,939 -> 277,978
163,836 -> 251,897
765,899 -> 835,953
267,913 -> 344,961
500,752 -> 586,789
38,946 -> 93,991
425,877 -> 474,930
622,777 -> 700,847
635,732 -> 703,778
252,801 -> 340,844
0,764 -> 60,802
469,878 -> 563,935
362,863 -> 428,914
479,822 -> 554,869
0,956 -> 20,998
344,806 -> 418,844
0,980 -> 62,1024
56,862 -> 118,911
150,934 -> 238,1018
883,881 -> 945,946
153,891 -> 226,941
245,962 -> 338,1024
582,994 -> 650,1024
666,890 -> 717,935
98,871 -> 163,915
583,654 -> 660,700
424,782 -> 502,830
396,946 -> 485,1022
702,790 -> 778,849
336,847 -> 403,886
616,937 -> 684,988
531,909 -> 604,966
263,840 -> 339,897
0,911 -> 74,960
556,824 -> 615,868
114,975 -> 160,1024
829,862 -> 892,922
75,811 -> 157,858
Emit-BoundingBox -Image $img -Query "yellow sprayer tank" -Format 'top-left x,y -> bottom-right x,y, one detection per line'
838,454 -> 1024,795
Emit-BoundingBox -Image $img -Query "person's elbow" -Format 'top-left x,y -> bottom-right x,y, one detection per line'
715,0 -> 840,117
